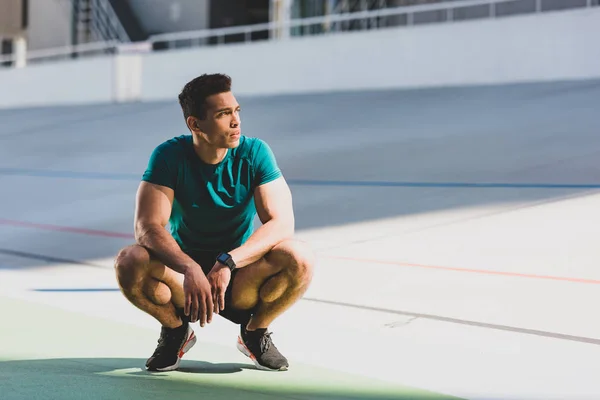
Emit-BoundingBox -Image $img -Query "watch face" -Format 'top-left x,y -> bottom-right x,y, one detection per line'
217,253 -> 229,263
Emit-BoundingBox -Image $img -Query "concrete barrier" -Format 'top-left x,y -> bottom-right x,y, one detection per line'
0,57 -> 114,109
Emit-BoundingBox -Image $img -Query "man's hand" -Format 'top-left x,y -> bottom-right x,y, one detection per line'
207,263 -> 232,314
183,266 -> 214,327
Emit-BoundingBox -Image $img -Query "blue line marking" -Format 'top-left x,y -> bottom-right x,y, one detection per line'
33,288 -> 120,292
0,168 -> 138,181
1,167 -> 600,189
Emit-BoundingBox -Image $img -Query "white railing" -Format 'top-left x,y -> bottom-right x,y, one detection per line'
0,40 -> 120,66
148,0 -> 596,48
0,0 -> 595,68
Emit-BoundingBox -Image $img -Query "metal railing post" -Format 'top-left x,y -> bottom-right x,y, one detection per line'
361,0 -> 367,30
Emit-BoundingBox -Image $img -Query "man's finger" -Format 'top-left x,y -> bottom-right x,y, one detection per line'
206,294 -> 214,324
219,288 -> 225,311
190,295 -> 199,323
213,290 -> 219,314
199,297 -> 207,327
211,278 -> 219,314
184,293 -> 191,316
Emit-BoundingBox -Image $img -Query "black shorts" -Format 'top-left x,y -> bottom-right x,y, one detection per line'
183,250 -> 252,326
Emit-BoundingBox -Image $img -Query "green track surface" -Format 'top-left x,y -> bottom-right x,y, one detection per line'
0,295 -> 462,400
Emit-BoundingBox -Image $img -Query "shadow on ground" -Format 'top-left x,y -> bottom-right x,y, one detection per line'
0,357 -> 458,400
0,295 -> 461,400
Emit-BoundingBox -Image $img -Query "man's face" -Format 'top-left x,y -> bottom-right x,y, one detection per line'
190,91 -> 241,148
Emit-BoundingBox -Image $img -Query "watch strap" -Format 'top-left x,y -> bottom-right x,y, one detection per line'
216,252 -> 236,271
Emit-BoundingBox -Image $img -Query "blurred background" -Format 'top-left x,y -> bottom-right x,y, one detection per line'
1,1 -> 600,400
1,0 -> 599,101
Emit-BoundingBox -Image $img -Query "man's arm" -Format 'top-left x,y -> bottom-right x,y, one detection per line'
134,181 -> 198,275
228,176 -> 295,268
135,181 -> 215,325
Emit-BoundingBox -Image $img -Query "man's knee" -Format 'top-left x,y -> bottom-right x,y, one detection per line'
269,239 -> 315,286
114,245 -> 151,291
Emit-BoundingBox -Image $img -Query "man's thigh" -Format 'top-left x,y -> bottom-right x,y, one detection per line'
228,256 -> 277,311
144,249 -> 186,309
228,238 -> 311,310
126,242 -> 307,324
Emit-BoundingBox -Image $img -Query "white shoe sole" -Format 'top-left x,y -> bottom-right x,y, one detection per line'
148,327 -> 197,372
236,335 -> 288,372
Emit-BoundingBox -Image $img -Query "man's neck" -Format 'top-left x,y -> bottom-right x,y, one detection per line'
192,135 -> 228,165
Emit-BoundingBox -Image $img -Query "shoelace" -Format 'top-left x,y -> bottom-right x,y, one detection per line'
259,332 -> 274,353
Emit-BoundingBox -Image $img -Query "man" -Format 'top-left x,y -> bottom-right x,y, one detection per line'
114,73 -> 314,372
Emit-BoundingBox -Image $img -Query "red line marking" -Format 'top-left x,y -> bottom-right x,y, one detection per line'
324,255 -> 600,285
0,219 -> 134,239
3,218 -> 597,285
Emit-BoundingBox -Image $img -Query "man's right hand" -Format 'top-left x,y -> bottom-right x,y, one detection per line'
183,266 -> 214,327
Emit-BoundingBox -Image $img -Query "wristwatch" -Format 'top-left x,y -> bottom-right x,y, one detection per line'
216,252 -> 236,272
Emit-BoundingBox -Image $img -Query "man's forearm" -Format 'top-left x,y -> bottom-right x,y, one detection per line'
228,219 -> 293,269
136,224 -> 199,275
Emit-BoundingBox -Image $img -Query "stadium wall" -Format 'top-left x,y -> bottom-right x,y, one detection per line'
0,57 -> 114,109
0,7 -> 598,109
141,7 -> 600,99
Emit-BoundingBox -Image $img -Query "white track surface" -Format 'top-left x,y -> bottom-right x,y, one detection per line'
1,80 -> 600,399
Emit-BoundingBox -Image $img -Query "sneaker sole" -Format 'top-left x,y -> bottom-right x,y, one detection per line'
148,327 -> 197,372
236,335 -> 288,372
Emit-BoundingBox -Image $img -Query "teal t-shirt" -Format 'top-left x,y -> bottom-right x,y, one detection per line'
141,134 -> 282,253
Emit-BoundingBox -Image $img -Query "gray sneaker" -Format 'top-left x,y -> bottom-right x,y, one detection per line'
237,326 -> 289,371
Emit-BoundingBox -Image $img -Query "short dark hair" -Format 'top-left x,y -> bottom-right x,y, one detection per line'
178,73 -> 232,121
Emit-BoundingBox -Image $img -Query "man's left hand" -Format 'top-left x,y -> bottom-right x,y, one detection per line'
207,263 -> 231,314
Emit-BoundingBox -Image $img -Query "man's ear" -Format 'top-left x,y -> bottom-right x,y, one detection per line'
187,116 -> 199,132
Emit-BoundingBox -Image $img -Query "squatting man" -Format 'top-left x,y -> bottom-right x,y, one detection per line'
114,73 -> 315,372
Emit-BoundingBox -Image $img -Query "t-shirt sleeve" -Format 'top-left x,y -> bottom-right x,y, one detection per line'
141,146 -> 177,190
253,139 -> 282,188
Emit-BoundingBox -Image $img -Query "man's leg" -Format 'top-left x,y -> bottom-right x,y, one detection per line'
228,238 -> 315,371
114,244 -> 196,371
